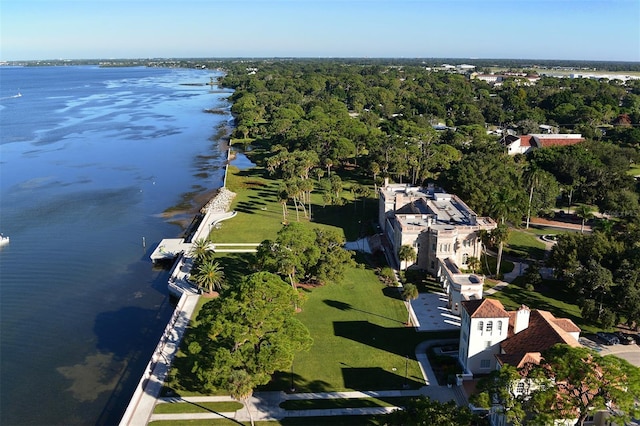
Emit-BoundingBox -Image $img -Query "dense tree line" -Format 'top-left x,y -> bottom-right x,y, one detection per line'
219,59 -> 640,222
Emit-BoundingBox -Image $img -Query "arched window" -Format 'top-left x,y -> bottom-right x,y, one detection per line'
497,321 -> 503,332
463,253 -> 469,264
486,321 -> 493,332
478,321 -> 483,331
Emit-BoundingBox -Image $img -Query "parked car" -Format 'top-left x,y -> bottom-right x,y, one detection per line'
596,332 -> 619,345
615,332 -> 635,345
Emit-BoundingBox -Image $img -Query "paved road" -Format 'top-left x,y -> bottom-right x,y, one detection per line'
580,336 -> 640,367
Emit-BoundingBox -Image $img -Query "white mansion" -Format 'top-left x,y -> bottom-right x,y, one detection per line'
378,182 -> 497,315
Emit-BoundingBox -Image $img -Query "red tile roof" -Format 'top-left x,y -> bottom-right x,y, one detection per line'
537,137 -> 584,147
500,310 -> 580,368
462,298 -> 510,318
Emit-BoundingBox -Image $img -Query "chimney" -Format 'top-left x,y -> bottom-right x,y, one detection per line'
514,305 -> 530,334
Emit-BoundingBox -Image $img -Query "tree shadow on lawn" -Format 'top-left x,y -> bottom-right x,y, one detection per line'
505,244 -> 546,261
342,366 -> 424,390
261,370 -> 333,393
333,320 -> 418,358
382,286 -> 403,301
323,299 -> 404,324
496,283 -> 584,329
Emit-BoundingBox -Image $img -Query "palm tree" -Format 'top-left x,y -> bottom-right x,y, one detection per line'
190,238 -> 212,262
401,283 -> 419,325
227,370 -> 255,426
524,166 -> 543,229
491,224 -> 510,278
467,256 -> 481,274
398,245 -> 417,270
575,204 -> 593,234
278,185 -> 289,224
192,260 -> 225,293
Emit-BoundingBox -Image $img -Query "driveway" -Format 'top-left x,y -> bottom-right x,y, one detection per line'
580,336 -> 640,367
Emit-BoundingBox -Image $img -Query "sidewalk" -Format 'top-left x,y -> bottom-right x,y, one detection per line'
148,340 -> 464,423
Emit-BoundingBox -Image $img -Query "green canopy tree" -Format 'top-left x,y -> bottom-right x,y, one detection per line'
470,364 -> 528,426
183,272 -> 313,397
529,344 -> 640,426
379,396 -> 479,426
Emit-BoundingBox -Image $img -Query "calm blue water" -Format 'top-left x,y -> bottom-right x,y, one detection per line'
0,66 -> 233,425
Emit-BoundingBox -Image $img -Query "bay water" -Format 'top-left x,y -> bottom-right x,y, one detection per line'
0,66 -> 232,425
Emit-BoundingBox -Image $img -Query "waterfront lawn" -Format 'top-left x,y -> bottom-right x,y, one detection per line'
208,166 -> 379,245
208,166 -> 287,243
152,401 -> 243,414
487,277 -> 598,334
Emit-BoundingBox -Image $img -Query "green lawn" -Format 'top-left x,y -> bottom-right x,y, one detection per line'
505,229 -> 548,260
627,165 -> 640,177
263,265 -> 440,393
153,401 -> 243,414
208,166 -> 377,244
279,396 -> 410,410
486,278 -> 598,334
150,415 -> 380,425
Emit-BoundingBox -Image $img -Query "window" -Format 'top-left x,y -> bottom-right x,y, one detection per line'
516,382 -> 525,394
480,359 -> 491,369
477,321 -> 483,331
462,253 -> 468,264
497,321 -> 502,332
432,243 -> 436,251
485,341 -> 491,348
486,321 -> 493,333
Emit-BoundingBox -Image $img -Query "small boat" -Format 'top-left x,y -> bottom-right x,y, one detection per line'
0,234 -> 9,246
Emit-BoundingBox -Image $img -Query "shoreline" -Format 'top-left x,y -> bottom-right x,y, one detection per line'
120,143 -> 238,425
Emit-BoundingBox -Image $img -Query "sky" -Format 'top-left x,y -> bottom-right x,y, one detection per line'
1,0 -> 639,62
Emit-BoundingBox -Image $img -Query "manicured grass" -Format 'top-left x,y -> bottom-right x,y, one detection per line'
481,254 -> 514,276
505,229 -> 548,260
208,166 -> 377,244
207,166 -> 289,244
263,265 -> 440,393
280,396 -> 410,410
486,278 -> 598,334
153,401 -> 243,414
150,415 -> 380,425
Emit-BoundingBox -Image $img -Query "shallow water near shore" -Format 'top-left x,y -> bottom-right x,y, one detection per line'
0,66 -> 232,425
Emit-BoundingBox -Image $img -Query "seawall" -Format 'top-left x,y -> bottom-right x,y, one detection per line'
120,146 -> 236,425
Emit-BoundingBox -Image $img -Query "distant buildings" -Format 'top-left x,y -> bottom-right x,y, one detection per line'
378,181 -> 496,315
502,133 -> 584,155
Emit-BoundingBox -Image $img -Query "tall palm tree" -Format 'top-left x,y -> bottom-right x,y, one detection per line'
192,260 -> 225,293
491,224 -> 510,278
524,166 -> 543,229
575,205 -> 593,234
398,245 -> 417,270
401,283 -> 419,325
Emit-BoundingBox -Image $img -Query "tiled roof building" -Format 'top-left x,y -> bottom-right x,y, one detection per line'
458,300 -> 580,375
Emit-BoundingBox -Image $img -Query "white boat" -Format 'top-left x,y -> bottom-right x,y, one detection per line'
0,234 -> 9,246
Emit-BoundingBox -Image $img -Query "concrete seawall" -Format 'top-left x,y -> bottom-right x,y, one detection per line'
120,147 -> 236,425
